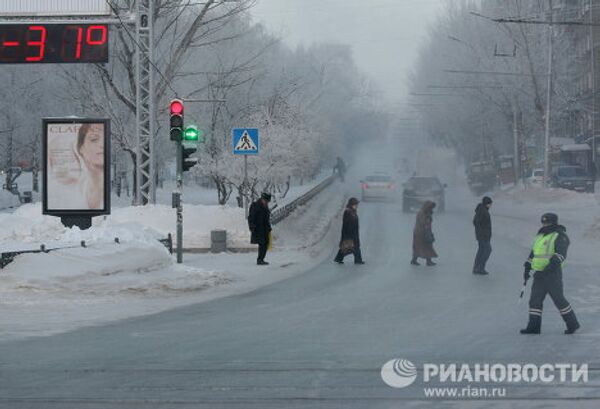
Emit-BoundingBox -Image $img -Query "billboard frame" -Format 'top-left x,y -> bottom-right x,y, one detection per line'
42,117 -> 111,217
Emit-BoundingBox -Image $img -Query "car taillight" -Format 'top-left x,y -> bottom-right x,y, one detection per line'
362,183 -> 369,189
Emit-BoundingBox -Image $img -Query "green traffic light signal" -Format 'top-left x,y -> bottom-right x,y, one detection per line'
184,125 -> 199,141
183,125 -> 206,143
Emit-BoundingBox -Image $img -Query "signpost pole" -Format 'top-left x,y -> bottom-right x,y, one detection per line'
244,155 -> 249,219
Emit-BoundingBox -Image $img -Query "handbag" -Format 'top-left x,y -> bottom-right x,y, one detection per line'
340,239 -> 355,254
424,231 -> 435,244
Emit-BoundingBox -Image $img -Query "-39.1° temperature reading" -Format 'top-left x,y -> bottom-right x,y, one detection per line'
0,24 -> 109,64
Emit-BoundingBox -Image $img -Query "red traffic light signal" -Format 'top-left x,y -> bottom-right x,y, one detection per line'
170,99 -> 184,115
170,99 -> 184,141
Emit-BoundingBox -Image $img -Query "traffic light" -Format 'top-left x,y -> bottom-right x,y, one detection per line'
184,125 -> 207,143
182,143 -> 198,172
184,125 -> 199,142
170,99 -> 184,141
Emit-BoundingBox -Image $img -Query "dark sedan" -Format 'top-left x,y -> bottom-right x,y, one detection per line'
402,176 -> 446,212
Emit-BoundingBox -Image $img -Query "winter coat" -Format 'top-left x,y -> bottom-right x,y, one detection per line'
340,206 -> 360,247
528,224 -> 569,274
248,199 -> 272,245
413,201 -> 438,258
473,203 -> 492,242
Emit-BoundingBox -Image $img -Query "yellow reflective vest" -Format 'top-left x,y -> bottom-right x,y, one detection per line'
531,232 -> 560,272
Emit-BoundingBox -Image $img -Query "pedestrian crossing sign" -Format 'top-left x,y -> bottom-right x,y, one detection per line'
233,128 -> 259,155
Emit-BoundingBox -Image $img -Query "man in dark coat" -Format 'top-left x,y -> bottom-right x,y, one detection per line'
521,213 -> 580,334
411,201 -> 437,266
333,157 -> 346,182
334,197 -> 365,264
248,192 -> 272,265
472,196 -> 493,275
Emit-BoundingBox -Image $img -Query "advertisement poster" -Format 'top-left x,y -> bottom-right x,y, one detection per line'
43,119 -> 110,215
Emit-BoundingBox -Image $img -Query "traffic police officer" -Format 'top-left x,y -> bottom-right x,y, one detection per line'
521,213 -> 580,334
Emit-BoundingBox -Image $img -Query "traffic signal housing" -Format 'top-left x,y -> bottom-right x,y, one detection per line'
182,143 -> 198,172
170,99 -> 184,141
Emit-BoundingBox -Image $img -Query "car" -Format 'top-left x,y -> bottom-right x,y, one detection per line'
529,168 -> 544,185
361,174 -> 396,202
550,165 -> 595,193
402,176 -> 446,212
467,161 -> 496,195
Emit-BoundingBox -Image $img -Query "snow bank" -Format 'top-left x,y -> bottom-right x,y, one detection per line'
0,189 -> 21,209
494,185 -> 597,210
0,202 -> 249,249
103,204 -> 250,248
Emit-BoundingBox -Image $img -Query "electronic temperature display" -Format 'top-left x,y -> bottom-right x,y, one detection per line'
0,24 -> 108,64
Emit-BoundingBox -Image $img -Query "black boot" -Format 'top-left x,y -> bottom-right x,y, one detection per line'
520,314 -> 542,334
410,258 -> 420,266
426,258 -> 436,266
562,310 -> 580,334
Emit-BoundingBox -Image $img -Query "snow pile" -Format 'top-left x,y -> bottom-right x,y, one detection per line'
0,204 -> 233,297
495,185 -> 597,210
0,189 -> 21,209
0,204 -> 66,246
0,202 -> 249,249
103,204 -> 249,248
0,245 -> 229,296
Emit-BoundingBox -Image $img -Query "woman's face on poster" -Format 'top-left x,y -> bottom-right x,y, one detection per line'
79,126 -> 104,170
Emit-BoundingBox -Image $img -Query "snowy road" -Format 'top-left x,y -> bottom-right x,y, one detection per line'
1,190 -> 600,408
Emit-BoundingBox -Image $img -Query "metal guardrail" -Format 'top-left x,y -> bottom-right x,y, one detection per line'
0,234 -> 173,269
271,175 -> 336,225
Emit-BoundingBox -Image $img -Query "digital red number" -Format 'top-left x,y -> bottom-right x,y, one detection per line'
62,26 -> 84,60
25,26 -> 46,62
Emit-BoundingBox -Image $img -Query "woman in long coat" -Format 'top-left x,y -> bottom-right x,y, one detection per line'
334,197 -> 365,265
411,200 -> 438,266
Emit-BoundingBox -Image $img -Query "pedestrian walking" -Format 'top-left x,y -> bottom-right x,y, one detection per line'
411,201 -> 438,266
472,196 -> 493,275
334,197 -> 365,265
248,192 -> 272,265
333,157 -> 346,182
520,213 -> 580,334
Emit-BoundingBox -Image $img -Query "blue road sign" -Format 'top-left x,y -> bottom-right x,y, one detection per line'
233,128 -> 259,155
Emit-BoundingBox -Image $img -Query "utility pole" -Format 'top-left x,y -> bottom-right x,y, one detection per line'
513,96 -> 521,185
591,0 -> 597,170
135,0 -> 156,205
543,0 -> 554,188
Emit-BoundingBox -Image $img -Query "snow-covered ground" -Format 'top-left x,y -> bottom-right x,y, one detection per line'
0,181 -> 346,341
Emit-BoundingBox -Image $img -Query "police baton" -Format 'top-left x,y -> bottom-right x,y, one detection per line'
518,275 -> 529,304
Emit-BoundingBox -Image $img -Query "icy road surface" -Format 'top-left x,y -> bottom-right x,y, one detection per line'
1,184 -> 600,408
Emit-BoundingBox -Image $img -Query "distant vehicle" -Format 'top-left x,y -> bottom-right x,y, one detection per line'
550,165 -> 595,193
402,176 -> 446,212
361,174 -> 396,202
529,168 -> 544,185
467,161 -> 496,195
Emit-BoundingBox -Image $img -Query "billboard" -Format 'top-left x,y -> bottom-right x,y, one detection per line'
42,118 -> 111,216
0,0 -> 111,16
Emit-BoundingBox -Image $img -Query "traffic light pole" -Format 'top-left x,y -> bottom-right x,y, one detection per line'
176,140 -> 183,263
